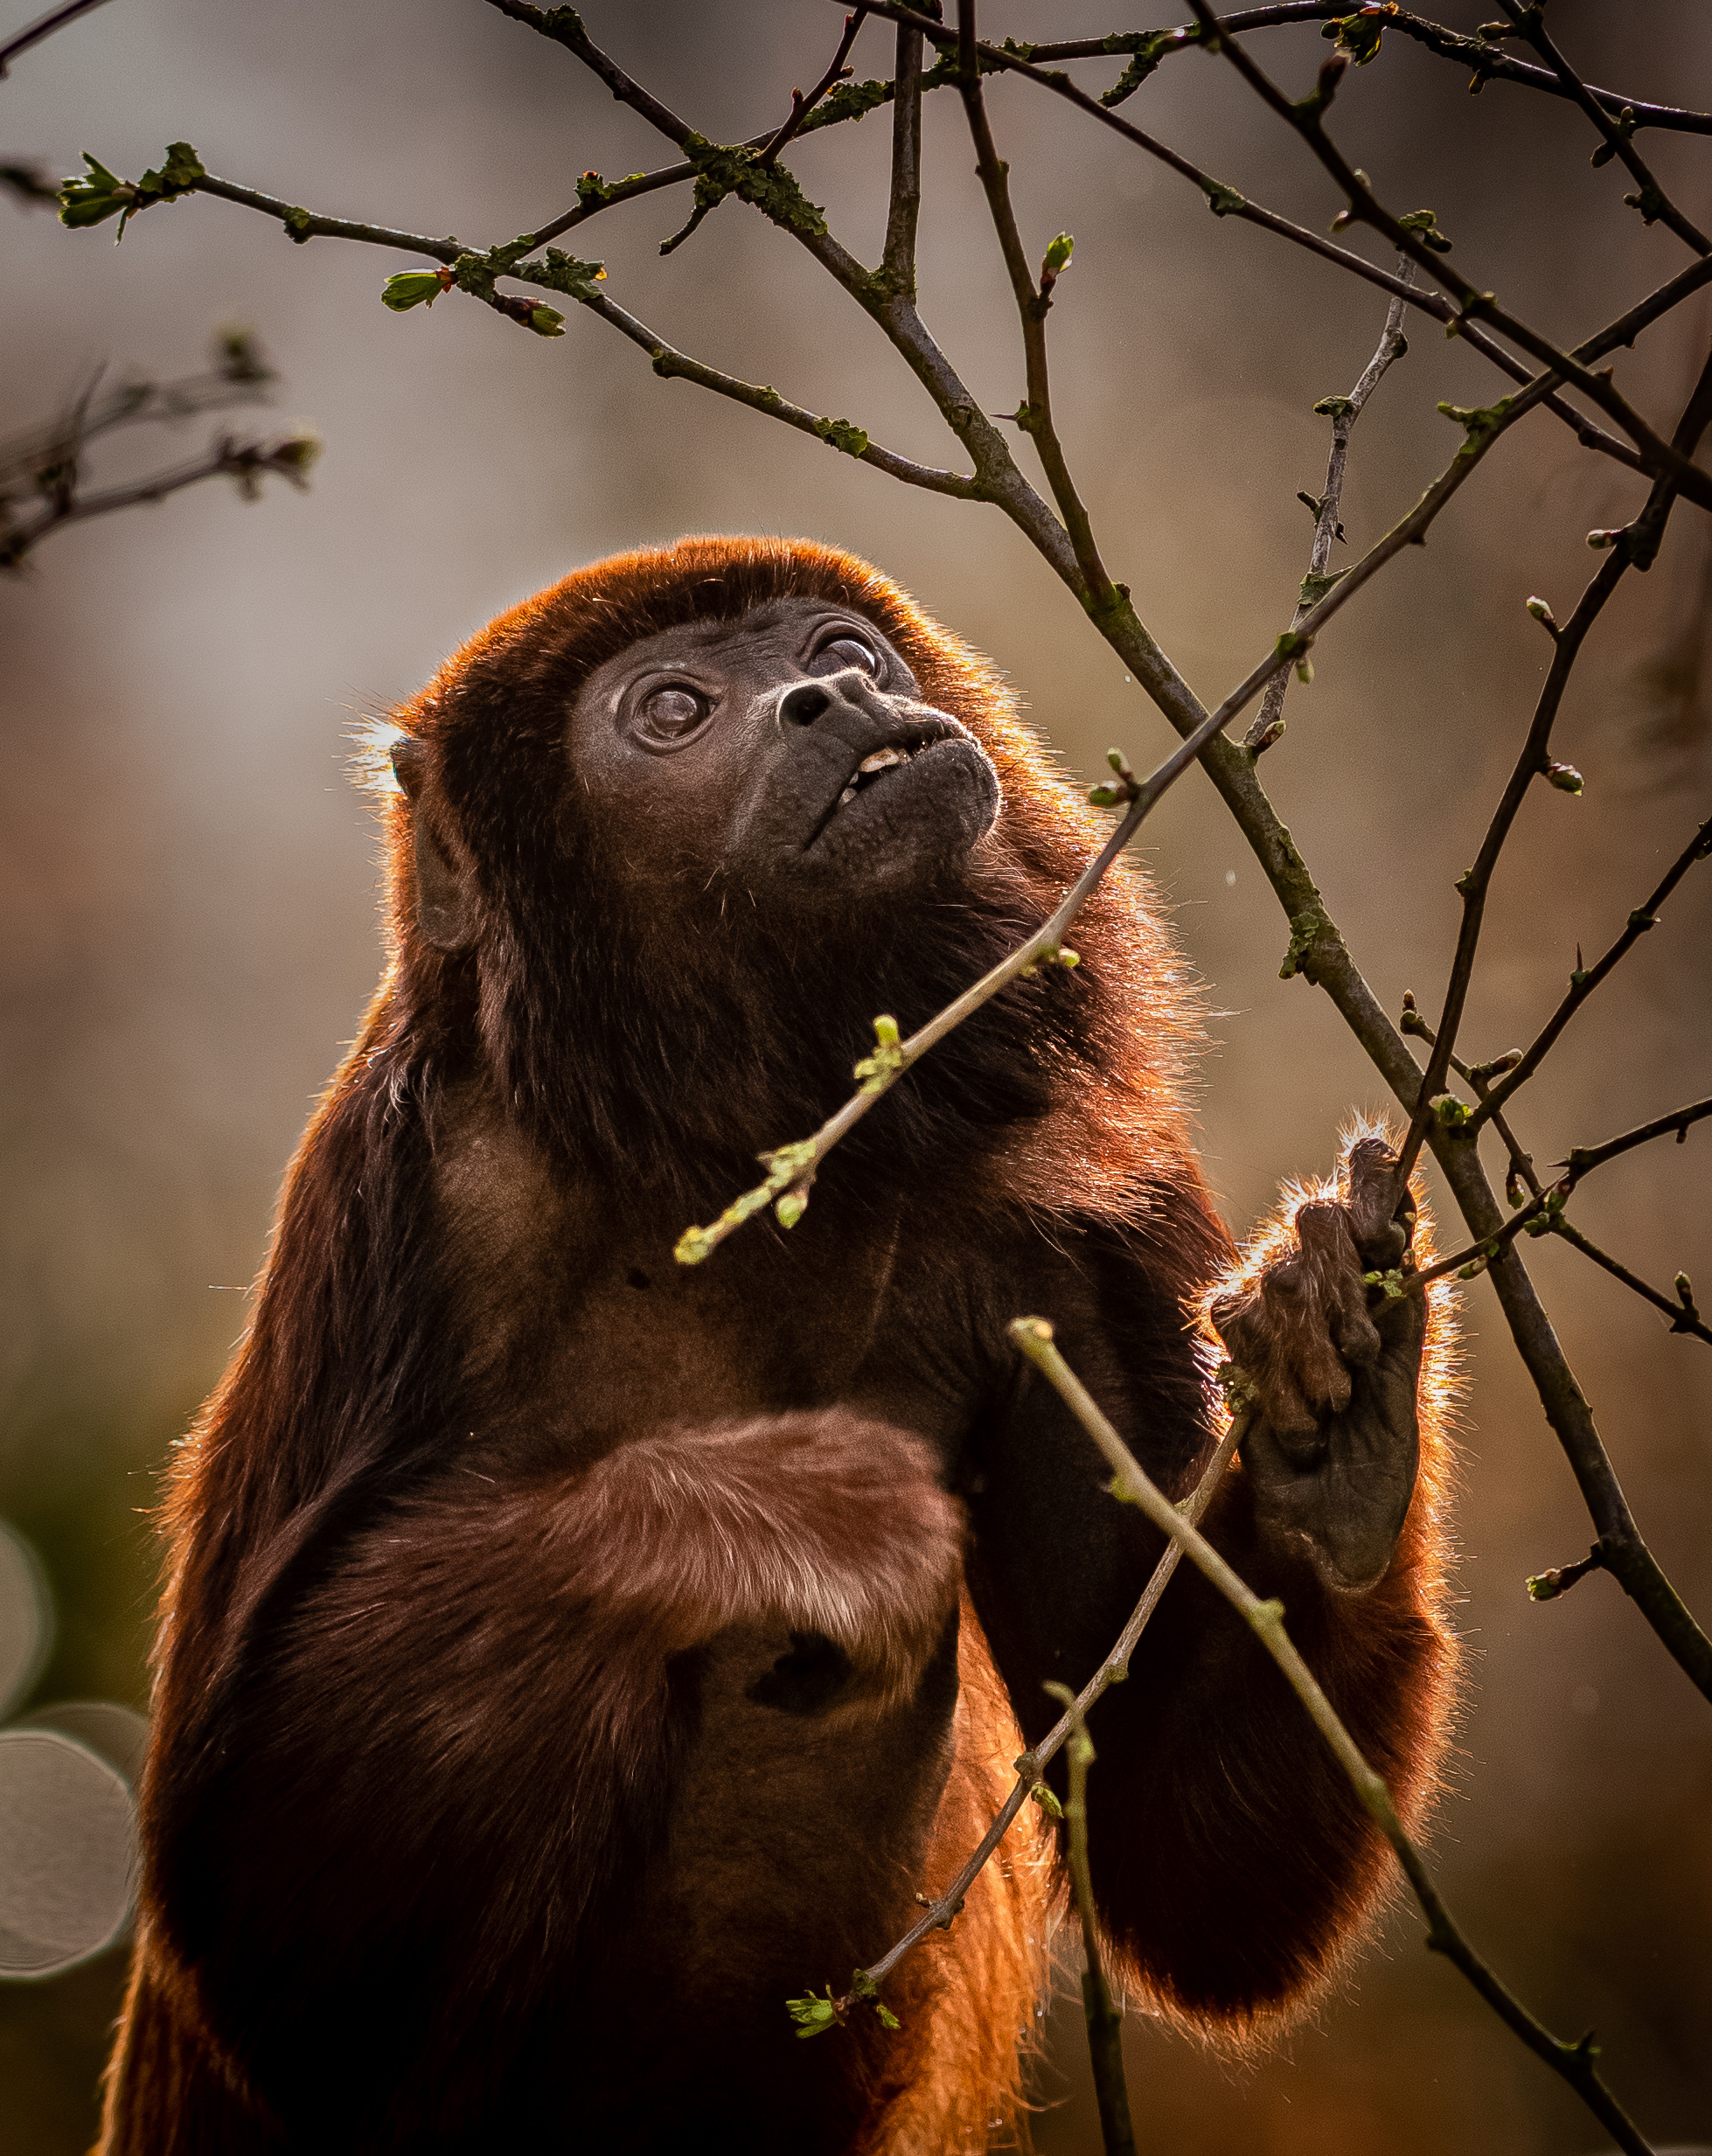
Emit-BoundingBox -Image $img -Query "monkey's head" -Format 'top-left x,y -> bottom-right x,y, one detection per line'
378,537 -> 1193,1189
395,591 -> 999,936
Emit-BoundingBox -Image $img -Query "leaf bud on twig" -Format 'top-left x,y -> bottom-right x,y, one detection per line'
1525,595 -> 1559,636
1544,761 -> 1583,795
1038,231 -> 1074,297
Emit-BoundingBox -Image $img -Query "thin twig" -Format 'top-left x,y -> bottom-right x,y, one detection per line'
1493,0 -> 1709,259
1548,1218 -> 1709,1349
0,0 -> 114,75
844,1409 -> 1248,2007
1408,1097 -> 1712,1295
1562,1097 -> 1712,1182
1393,544 -> 1635,1187
0,433 -> 317,569
841,2 -> 1712,137
955,0 -> 1111,596
1247,265 -> 1412,750
1045,1681 -> 1138,2156
1470,819 -> 1712,1130
759,8 -> 867,166
1183,0 -> 1712,514
1010,1319 -> 1656,2156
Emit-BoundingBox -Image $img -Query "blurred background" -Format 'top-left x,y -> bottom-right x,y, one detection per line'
1,1 -> 1709,2149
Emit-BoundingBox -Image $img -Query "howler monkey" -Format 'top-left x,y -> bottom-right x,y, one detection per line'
102,538 -> 1455,2156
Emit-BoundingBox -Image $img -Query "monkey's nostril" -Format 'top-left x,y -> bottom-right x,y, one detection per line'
779,683 -> 832,727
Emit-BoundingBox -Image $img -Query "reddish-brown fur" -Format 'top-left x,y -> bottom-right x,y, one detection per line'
101,538 -> 1457,2154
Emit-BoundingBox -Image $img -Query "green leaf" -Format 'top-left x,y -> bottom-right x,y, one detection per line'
58,152 -> 132,229
381,270 -> 449,313
1043,232 -> 1075,274
1322,12 -> 1386,64
786,1986 -> 845,2039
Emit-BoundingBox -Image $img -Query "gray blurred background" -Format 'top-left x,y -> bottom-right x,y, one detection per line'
2,2 -> 1709,2149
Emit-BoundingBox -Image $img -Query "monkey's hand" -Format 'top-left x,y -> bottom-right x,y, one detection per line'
1209,1136 -> 1423,1596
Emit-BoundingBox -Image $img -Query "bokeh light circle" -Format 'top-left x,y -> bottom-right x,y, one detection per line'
0,1521 -> 53,1721
0,1729 -> 136,1978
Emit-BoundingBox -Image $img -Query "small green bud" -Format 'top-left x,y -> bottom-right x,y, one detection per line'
1525,595 -> 1558,632
785,1987 -> 844,2039
1397,206 -> 1453,251
1030,1781 -> 1064,1819
775,1190 -> 807,1230
674,1225 -> 713,1266
382,269 -> 451,312
527,304 -> 566,337
1432,1095 -> 1471,1127
1545,761 -> 1583,794
873,1014 -> 900,1047
1042,231 -> 1074,274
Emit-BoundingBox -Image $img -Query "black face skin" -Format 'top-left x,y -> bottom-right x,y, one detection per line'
567,596 -> 1001,908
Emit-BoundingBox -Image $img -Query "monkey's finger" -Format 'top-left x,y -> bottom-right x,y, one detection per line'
1343,1137 -> 1411,1271
1293,1205 -> 1382,1374
1259,1260 -> 1353,1420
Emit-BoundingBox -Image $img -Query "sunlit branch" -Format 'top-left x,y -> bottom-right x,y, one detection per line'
839,1406 -> 1248,2013
1010,1320 -> 1656,2156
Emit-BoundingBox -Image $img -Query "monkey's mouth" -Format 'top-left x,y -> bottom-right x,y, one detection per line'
807,722 -> 964,848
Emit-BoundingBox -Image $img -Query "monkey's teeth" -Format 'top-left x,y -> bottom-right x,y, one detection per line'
839,784 -> 858,805
858,747 -> 908,775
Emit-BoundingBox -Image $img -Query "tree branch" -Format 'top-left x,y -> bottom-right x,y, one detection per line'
1493,0 -> 1710,258
0,0 -> 114,77
955,0 -> 1112,596
1184,1 -> 1712,514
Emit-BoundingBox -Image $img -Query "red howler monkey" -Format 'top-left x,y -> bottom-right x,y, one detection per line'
101,537 -> 1456,2156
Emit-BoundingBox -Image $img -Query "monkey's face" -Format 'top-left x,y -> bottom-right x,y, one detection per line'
567,596 -> 1000,908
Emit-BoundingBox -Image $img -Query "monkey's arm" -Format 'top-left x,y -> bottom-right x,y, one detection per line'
963,1148 -> 1455,2026
136,1415 -> 963,2146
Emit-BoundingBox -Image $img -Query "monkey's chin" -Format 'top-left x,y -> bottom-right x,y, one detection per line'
794,737 -> 1001,900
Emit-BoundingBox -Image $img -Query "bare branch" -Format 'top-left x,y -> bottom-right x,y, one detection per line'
1548,1218 -> 1710,1350
849,0 -> 1653,479
880,16 -> 924,294
1493,0 -> 1710,258
759,8 -> 867,167
954,0 -> 1112,596
1470,817 -> 1712,1131
1,429 -> 318,571
1393,545 -> 1633,1186
484,0 -> 694,150
1562,1097 -> 1712,1183
1247,267 -> 1412,750
0,0 -> 114,77
569,285 -> 985,499
1183,1 -> 1712,514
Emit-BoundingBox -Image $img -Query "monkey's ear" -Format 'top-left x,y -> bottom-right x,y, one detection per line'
391,738 -> 477,954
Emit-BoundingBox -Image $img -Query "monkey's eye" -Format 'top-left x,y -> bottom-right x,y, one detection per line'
809,635 -> 879,678
635,684 -> 709,744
